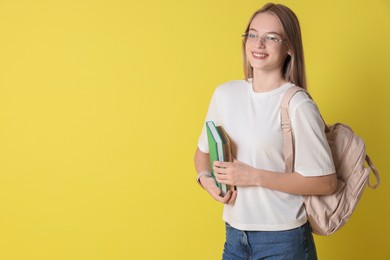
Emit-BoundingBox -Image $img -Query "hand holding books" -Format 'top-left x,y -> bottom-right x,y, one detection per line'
206,121 -> 236,197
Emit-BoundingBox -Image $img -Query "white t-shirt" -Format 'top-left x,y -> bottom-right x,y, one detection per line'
198,80 -> 335,231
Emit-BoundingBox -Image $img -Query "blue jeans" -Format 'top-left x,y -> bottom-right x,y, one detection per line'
223,222 -> 317,260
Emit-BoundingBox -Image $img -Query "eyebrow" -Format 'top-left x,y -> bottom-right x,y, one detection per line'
248,28 -> 282,36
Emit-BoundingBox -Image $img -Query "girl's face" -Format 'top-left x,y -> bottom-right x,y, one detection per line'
245,12 -> 289,75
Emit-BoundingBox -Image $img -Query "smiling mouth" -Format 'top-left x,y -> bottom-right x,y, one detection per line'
252,52 -> 268,59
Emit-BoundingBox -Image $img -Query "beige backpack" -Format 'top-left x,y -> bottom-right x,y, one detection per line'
280,86 -> 380,236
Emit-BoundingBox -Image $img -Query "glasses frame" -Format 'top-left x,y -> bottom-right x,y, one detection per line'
242,32 -> 286,46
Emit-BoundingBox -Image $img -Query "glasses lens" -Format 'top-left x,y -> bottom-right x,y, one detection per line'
243,33 -> 283,45
265,34 -> 282,43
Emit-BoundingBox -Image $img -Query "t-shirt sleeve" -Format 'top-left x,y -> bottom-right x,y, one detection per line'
197,89 -> 221,153
290,95 -> 335,177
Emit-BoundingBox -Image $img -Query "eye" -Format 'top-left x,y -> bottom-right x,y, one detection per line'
265,34 -> 281,42
248,33 -> 258,39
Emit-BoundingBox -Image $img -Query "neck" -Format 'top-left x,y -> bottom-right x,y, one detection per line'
251,70 -> 287,93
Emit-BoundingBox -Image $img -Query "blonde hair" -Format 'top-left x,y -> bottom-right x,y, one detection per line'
242,3 -> 307,90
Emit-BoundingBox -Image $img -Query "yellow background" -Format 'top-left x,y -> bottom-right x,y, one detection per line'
0,0 -> 389,259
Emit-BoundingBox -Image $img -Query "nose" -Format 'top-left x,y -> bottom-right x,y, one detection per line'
255,36 -> 266,48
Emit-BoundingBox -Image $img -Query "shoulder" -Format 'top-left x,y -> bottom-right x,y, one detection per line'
288,88 -> 319,115
215,80 -> 249,94
210,80 -> 249,103
287,88 -> 324,126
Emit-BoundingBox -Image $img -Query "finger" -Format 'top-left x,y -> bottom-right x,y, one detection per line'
213,160 -> 229,169
222,191 -> 232,204
213,166 -> 222,176
227,190 -> 237,205
208,183 -> 221,195
213,161 -> 222,168
214,172 -> 228,183
214,170 -> 222,178
215,170 -> 233,183
213,193 -> 227,203
213,164 -> 228,175
209,186 -> 225,202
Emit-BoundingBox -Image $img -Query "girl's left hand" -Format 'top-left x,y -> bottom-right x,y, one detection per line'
213,159 -> 258,187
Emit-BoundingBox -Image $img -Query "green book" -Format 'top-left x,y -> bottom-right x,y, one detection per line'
206,121 -> 233,196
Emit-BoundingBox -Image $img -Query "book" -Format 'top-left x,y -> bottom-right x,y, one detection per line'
205,121 -> 234,196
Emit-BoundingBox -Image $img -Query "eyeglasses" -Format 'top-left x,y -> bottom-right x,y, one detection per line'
242,32 -> 285,46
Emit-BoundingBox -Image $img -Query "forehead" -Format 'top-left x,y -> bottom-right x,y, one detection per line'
249,12 -> 284,34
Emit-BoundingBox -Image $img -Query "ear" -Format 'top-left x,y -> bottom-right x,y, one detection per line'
287,50 -> 292,56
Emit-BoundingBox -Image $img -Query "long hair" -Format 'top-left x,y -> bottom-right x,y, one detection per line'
242,3 -> 307,90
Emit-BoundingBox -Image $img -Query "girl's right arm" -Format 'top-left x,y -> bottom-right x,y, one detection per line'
194,148 -> 237,205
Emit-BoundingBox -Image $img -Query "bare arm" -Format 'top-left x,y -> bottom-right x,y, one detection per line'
214,159 -> 337,195
194,148 -> 237,204
254,170 -> 337,195
194,147 -> 211,173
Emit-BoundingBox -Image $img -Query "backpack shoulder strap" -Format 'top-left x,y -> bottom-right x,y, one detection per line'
280,86 -> 309,173
366,155 -> 381,189
281,86 -> 381,189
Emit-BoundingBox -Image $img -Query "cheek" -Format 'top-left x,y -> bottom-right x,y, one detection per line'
271,48 -> 289,62
245,45 -> 251,57
245,46 -> 256,63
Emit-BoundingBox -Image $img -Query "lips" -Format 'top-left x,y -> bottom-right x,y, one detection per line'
252,52 -> 268,59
